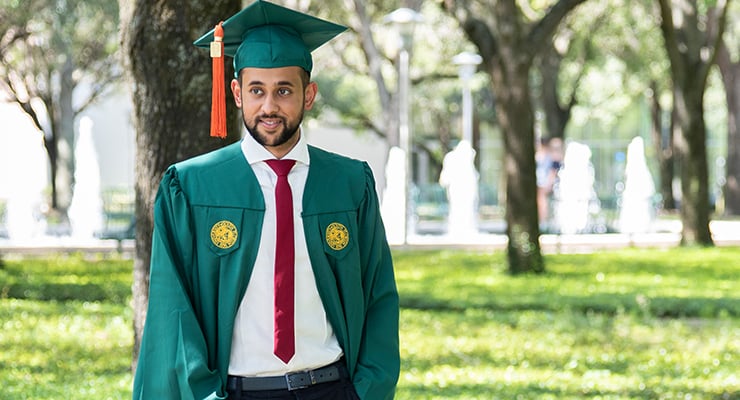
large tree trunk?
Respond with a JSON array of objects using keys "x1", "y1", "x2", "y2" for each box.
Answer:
[
  {"x1": 120, "y1": 0, "x2": 241, "y2": 372},
  {"x1": 657, "y1": 0, "x2": 728, "y2": 246},
  {"x1": 494, "y1": 61, "x2": 544, "y2": 273},
  {"x1": 648, "y1": 81, "x2": 676, "y2": 210},
  {"x1": 672, "y1": 85, "x2": 713, "y2": 244},
  {"x1": 716, "y1": 40, "x2": 740, "y2": 215}
]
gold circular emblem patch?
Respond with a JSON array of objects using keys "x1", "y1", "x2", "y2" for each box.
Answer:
[
  {"x1": 210, "y1": 220, "x2": 238, "y2": 249},
  {"x1": 326, "y1": 222, "x2": 349, "y2": 251}
]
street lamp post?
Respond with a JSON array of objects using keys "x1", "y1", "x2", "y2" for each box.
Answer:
[
  {"x1": 453, "y1": 51, "x2": 482, "y2": 144},
  {"x1": 385, "y1": 8, "x2": 422, "y2": 244}
]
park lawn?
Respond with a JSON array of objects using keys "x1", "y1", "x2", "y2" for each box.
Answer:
[
  {"x1": 0, "y1": 247, "x2": 738, "y2": 399},
  {"x1": 394, "y1": 248, "x2": 738, "y2": 399},
  {"x1": 0, "y1": 256, "x2": 133, "y2": 399}
]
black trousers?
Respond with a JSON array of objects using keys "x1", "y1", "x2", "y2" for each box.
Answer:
[
  {"x1": 226, "y1": 359, "x2": 359, "y2": 400},
  {"x1": 226, "y1": 376, "x2": 360, "y2": 400}
]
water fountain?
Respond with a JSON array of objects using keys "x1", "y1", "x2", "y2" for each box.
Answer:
[
  {"x1": 3, "y1": 129, "x2": 48, "y2": 241},
  {"x1": 553, "y1": 141, "x2": 600, "y2": 234},
  {"x1": 439, "y1": 140, "x2": 479, "y2": 238},
  {"x1": 381, "y1": 146, "x2": 407, "y2": 245},
  {"x1": 67, "y1": 116, "x2": 104, "y2": 239},
  {"x1": 618, "y1": 136, "x2": 656, "y2": 234}
]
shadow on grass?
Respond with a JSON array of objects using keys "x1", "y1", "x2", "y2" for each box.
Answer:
[
  {"x1": 398, "y1": 382, "x2": 579, "y2": 399},
  {"x1": 2, "y1": 282, "x2": 129, "y2": 303},
  {"x1": 0, "y1": 256, "x2": 131, "y2": 304},
  {"x1": 397, "y1": 382, "x2": 738, "y2": 400},
  {"x1": 400, "y1": 292, "x2": 739, "y2": 318},
  {"x1": 395, "y1": 248, "x2": 740, "y2": 318}
]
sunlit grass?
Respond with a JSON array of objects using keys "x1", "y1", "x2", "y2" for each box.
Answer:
[
  {"x1": 0, "y1": 255, "x2": 132, "y2": 400},
  {"x1": 0, "y1": 247, "x2": 738, "y2": 399},
  {"x1": 394, "y1": 248, "x2": 739, "y2": 399},
  {"x1": 398, "y1": 308, "x2": 737, "y2": 399}
]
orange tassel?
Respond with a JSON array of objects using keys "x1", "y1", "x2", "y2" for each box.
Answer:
[{"x1": 210, "y1": 22, "x2": 227, "y2": 139}]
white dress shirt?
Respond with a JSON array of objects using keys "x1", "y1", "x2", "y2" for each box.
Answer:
[{"x1": 228, "y1": 130, "x2": 342, "y2": 377}]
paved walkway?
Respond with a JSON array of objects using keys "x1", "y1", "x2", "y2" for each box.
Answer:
[
  {"x1": 391, "y1": 219, "x2": 740, "y2": 253},
  {"x1": 0, "y1": 220, "x2": 738, "y2": 257}
]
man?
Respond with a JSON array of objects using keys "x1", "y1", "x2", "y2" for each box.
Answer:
[{"x1": 132, "y1": 1, "x2": 400, "y2": 399}]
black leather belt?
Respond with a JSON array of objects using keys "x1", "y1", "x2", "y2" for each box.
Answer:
[{"x1": 227, "y1": 360, "x2": 345, "y2": 392}]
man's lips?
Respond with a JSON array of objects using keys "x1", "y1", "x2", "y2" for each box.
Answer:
[{"x1": 258, "y1": 116, "x2": 284, "y2": 129}]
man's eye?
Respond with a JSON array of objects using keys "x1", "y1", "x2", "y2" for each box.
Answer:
[
  {"x1": 249, "y1": 88, "x2": 263, "y2": 95},
  {"x1": 278, "y1": 88, "x2": 292, "y2": 96}
]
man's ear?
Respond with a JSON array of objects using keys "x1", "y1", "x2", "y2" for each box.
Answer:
[
  {"x1": 230, "y1": 78, "x2": 242, "y2": 108},
  {"x1": 304, "y1": 81, "x2": 318, "y2": 111}
]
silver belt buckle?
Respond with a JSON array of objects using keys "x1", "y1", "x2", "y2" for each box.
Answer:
[{"x1": 285, "y1": 370, "x2": 312, "y2": 391}]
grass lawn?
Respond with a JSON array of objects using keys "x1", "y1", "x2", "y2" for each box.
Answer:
[
  {"x1": 0, "y1": 256, "x2": 133, "y2": 399},
  {"x1": 394, "y1": 248, "x2": 738, "y2": 399},
  {"x1": 0, "y1": 247, "x2": 738, "y2": 399}
]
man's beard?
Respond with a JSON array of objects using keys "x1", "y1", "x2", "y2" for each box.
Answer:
[{"x1": 245, "y1": 112, "x2": 303, "y2": 147}]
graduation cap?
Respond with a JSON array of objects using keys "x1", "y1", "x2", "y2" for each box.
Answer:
[{"x1": 194, "y1": 0, "x2": 347, "y2": 138}]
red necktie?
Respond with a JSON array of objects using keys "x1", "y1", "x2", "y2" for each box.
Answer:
[{"x1": 265, "y1": 159, "x2": 296, "y2": 364}]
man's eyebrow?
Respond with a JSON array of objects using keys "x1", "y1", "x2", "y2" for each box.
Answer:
[{"x1": 246, "y1": 80, "x2": 296, "y2": 87}]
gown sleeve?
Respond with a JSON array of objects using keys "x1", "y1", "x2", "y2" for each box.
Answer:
[
  {"x1": 133, "y1": 167, "x2": 226, "y2": 400},
  {"x1": 351, "y1": 163, "x2": 400, "y2": 400}
]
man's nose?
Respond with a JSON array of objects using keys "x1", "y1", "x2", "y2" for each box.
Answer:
[{"x1": 261, "y1": 93, "x2": 279, "y2": 114}]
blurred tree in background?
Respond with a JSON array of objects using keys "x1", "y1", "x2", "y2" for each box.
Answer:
[
  {"x1": 442, "y1": 0, "x2": 587, "y2": 273},
  {"x1": 531, "y1": 1, "x2": 601, "y2": 143},
  {"x1": 0, "y1": 0, "x2": 120, "y2": 216},
  {"x1": 561, "y1": 1, "x2": 677, "y2": 209},
  {"x1": 716, "y1": 1, "x2": 740, "y2": 215},
  {"x1": 307, "y1": 0, "x2": 491, "y2": 177},
  {"x1": 657, "y1": 0, "x2": 729, "y2": 245}
]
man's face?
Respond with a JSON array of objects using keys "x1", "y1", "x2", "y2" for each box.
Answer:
[{"x1": 231, "y1": 66, "x2": 317, "y2": 158}]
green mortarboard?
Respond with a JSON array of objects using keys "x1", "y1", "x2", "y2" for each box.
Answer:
[{"x1": 194, "y1": 0, "x2": 347, "y2": 75}]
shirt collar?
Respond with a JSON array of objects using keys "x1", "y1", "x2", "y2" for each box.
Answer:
[{"x1": 240, "y1": 127, "x2": 310, "y2": 166}]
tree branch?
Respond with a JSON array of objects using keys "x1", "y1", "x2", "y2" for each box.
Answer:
[
  {"x1": 528, "y1": 0, "x2": 588, "y2": 55},
  {"x1": 441, "y1": 0, "x2": 498, "y2": 66},
  {"x1": 347, "y1": 0, "x2": 391, "y2": 113},
  {"x1": 657, "y1": 0, "x2": 684, "y2": 80},
  {"x1": 698, "y1": 0, "x2": 730, "y2": 81},
  {"x1": 0, "y1": 58, "x2": 45, "y2": 132},
  {"x1": 73, "y1": 71, "x2": 123, "y2": 114}
]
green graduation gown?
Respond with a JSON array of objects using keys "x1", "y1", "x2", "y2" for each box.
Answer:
[{"x1": 133, "y1": 142, "x2": 399, "y2": 399}]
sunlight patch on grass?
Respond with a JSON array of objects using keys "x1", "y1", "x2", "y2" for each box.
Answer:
[
  {"x1": 0, "y1": 298, "x2": 133, "y2": 399},
  {"x1": 0, "y1": 254, "x2": 134, "y2": 400},
  {"x1": 399, "y1": 307, "x2": 738, "y2": 398}
]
